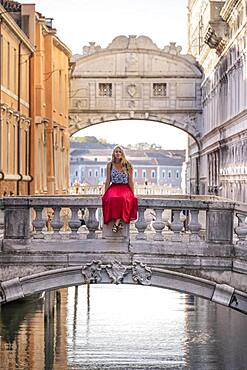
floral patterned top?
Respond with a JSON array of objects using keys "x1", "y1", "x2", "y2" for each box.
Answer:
[{"x1": 111, "y1": 164, "x2": 128, "y2": 184}]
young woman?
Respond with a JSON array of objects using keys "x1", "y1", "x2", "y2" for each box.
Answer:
[{"x1": 102, "y1": 145, "x2": 138, "y2": 232}]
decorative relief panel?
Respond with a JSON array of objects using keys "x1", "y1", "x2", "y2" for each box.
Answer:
[
  {"x1": 124, "y1": 83, "x2": 141, "y2": 98},
  {"x1": 80, "y1": 260, "x2": 152, "y2": 286},
  {"x1": 96, "y1": 99, "x2": 114, "y2": 109},
  {"x1": 73, "y1": 99, "x2": 89, "y2": 109},
  {"x1": 126, "y1": 53, "x2": 139, "y2": 71}
]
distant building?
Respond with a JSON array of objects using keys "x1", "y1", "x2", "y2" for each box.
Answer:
[{"x1": 70, "y1": 141, "x2": 185, "y2": 189}]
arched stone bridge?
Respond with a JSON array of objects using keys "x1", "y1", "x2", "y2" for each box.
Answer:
[{"x1": 0, "y1": 195, "x2": 247, "y2": 314}]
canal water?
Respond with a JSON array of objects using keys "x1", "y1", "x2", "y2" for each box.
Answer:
[{"x1": 1, "y1": 285, "x2": 247, "y2": 370}]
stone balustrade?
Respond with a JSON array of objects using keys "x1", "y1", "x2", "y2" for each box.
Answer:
[
  {"x1": 0, "y1": 195, "x2": 241, "y2": 246},
  {"x1": 69, "y1": 184, "x2": 182, "y2": 196}
]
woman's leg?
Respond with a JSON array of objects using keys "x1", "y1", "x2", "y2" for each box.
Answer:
[{"x1": 115, "y1": 218, "x2": 121, "y2": 226}]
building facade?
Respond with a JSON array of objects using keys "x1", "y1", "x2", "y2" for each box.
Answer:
[
  {"x1": 188, "y1": 0, "x2": 247, "y2": 202},
  {"x1": 0, "y1": 1, "x2": 34, "y2": 196},
  {"x1": 0, "y1": 0, "x2": 71, "y2": 196}
]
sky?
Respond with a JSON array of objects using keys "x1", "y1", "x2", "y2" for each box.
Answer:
[{"x1": 22, "y1": 0, "x2": 189, "y2": 149}]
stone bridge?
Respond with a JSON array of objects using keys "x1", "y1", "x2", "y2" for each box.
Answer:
[{"x1": 0, "y1": 195, "x2": 247, "y2": 314}]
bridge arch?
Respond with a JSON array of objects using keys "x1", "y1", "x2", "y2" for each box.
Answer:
[
  {"x1": 1, "y1": 263, "x2": 246, "y2": 314},
  {"x1": 69, "y1": 35, "x2": 203, "y2": 145},
  {"x1": 70, "y1": 116, "x2": 201, "y2": 149}
]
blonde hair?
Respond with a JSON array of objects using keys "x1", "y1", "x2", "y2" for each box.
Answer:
[{"x1": 111, "y1": 145, "x2": 132, "y2": 174}]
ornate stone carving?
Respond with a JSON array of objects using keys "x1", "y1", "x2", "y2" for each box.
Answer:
[
  {"x1": 126, "y1": 53, "x2": 138, "y2": 71},
  {"x1": 132, "y1": 262, "x2": 152, "y2": 285},
  {"x1": 81, "y1": 260, "x2": 102, "y2": 283},
  {"x1": 105, "y1": 260, "x2": 128, "y2": 284},
  {"x1": 83, "y1": 42, "x2": 101, "y2": 56},
  {"x1": 79, "y1": 260, "x2": 152, "y2": 286},
  {"x1": 0, "y1": 286, "x2": 5, "y2": 303},
  {"x1": 127, "y1": 84, "x2": 137, "y2": 97},
  {"x1": 107, "y1": 35, "x2": 158, "y2": 51},
  {"x1": 128, "y1": 101, "x2": 136, "y2": 109},
  {"x1": 163, "y1": 42, "x2": 182, "y2": 55}
]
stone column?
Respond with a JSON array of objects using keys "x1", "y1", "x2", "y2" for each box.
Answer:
[
  {"x1": 206, "y1": 205, "x2": 234, "y2": 244},
  {"x1": 3, "y1": 198, "x2": 32, "y2": 241}
]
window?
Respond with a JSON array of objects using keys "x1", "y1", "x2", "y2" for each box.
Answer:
[
  {"x1": 176, "y1": 170, "x2": 179, "y2": 179},
  {"x1": 95, "y1": 170, "x2": 98, "y2": 177},
  {"x1": 14, "y1": 48, "x2": 17, "y2": 94},
  {"x1": 75, "y1": 170, "x2": 78, "y2": 176},
  {"x1": 162, "y1": 170, "x2": 166, "y2": 178},
  {"x1": 99, "y1": 83, "x2": 112, "y2": 97},
  {"x1": 59, "y1": 70, "x2": 62, "y2": 112},
  {"x1": 142, "y1": 169, "x2": 146, "y2": 178},
  {"x1": 168, "y1": 171, "x2": 171, "y2": 178},
  {"x1": 7, "y1": 42, "x2": 10, "y2": 89},
  {"x1": 100, "y1": 167, "x2": 104, "y2": 177},
  {"x1": 89, "y1": 169, "x2": 92, "y2": 177},
  {"x1": 153, "y1": 83, "x2": 167, "y2": 97},
  {"x1": 151, "y1": 170, "x2": 156, "y2": 178},
  {"x1": 134, "y1": 169, "x2": 138, "y2": 178}
]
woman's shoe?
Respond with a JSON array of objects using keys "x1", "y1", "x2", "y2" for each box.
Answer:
[
  {"x1": 112, "y1": 223, "x2": 119, "y2": 233},
  {"x1": 118, "y1": 221, "x2": 123, "y2": 230}
]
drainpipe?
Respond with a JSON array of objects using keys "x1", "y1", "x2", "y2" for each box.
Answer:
[
  {"x1": 28, "y1": 52, "x2": 33, "y2": 195},
  {"x1": 16, "y1": 41, "x2": 22, "y2": 195},
  {"x1": 0, "y1": 16, "x2": 3, "y2": 182},
  {"x1": 196, "y1": 153, "x2": 200, "y2": 195}
]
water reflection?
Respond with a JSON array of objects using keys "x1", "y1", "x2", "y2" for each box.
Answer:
[{"x1": 0, "y1": 285, "x2": 247, "y2": 370}]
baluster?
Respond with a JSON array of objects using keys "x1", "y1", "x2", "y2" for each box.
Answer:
[
  {"x1": 32, "y1": 206, "x2": 45, "y2": 239},
  {"x1": 152, "y1": 208, "x2": 165, "y2": 241},
  {"x1": 86, "y1": 207, "x2": 99, "y2": 239},
  {"x1": 170, "y1": 210, "x2": 183, "y2": 242},
  {"x1": 235, "y1": 213, "x2": 247, "y2": 245},
  {"x1": 68, "y1": 206, "x2": 81, "y2": 239},
  {"x1": 135, "y1": 207, "x2": 147, "y2": 240},
  {"x1": 188, "y1": 209, "x2": 201, "y2": 242},
  {"x1": 51, "y1": 207, "x2": 63, "y2": 238}
]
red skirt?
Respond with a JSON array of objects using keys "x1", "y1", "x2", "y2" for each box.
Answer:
[{"x1": 102, "y1": 184, "x2": 138, "y2": 224}]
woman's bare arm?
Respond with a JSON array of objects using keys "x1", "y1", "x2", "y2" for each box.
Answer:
[
  {"x1": 128, "y1": 167, "x2": 134, "y2": 193},
  {"x1": 104, "y1": 162, "x2": 111, "y2": 193}
]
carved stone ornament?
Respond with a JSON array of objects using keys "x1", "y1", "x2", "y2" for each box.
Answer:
[
  {"x1": 163, "y1": 42, "x2": 182, "y2": 55},
  {"x1": 83, "y1": 42, "x2": 101, "y2": 56},
  {"x1": 81, "y1": 260, "x2": 102, "y2": 283},
  {"x1": 127, "y1": 84, "x2": 137, "y2": 97},
  {"x1": 0, "y1": 286, "x2": 5, "y2": 303},
  {"x1": 128, "y1": 100, "x2": 136, "y2": 109},
  {"x1": 105, "y1": 260, "x2": 128, "y2": 284},
  {"x1": 132, "y1": 262, "x2": 152, "y2": 285},
  {"x1": 80, "y1": 260, "x2": 152, "y2": 286}
]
